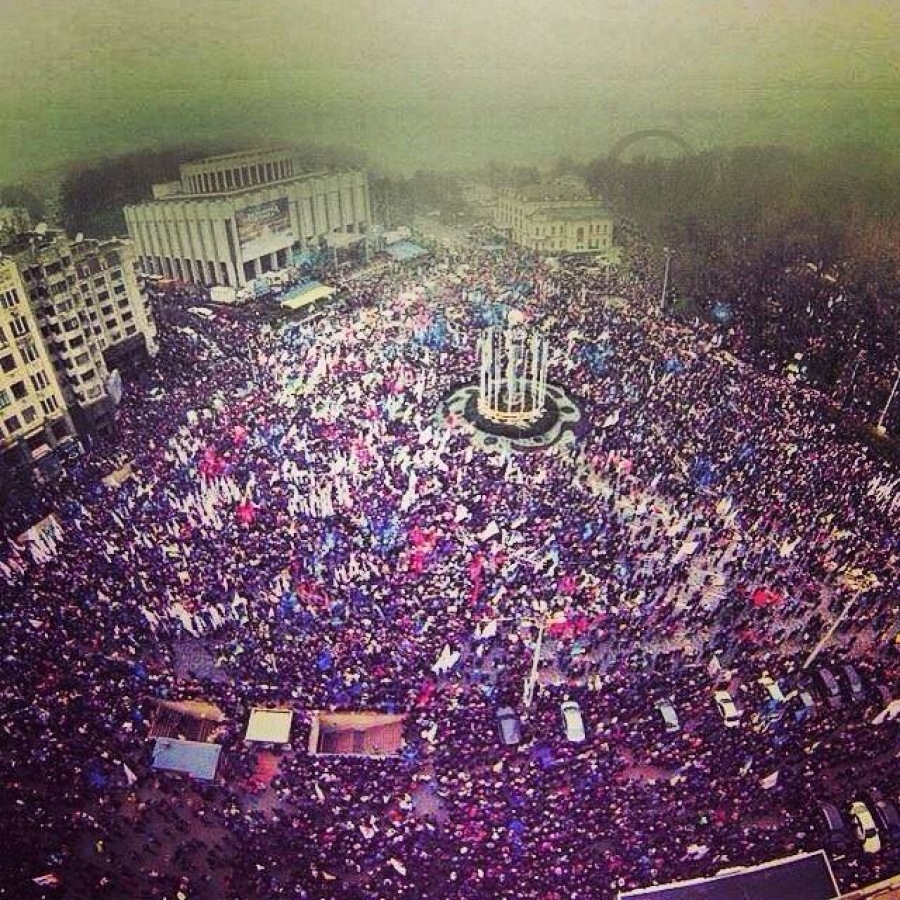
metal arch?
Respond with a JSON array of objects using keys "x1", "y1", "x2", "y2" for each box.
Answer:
[{"x1": 609, "y1": 130, "x2": 694, "y2": 160}]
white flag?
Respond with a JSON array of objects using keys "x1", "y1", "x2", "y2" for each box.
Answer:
[
  {"x1": 760, "y1": 771, "x2": 779, "y2": 789},
  {"x1": 477, "y1": 522, "x2": 499, "y2": 542},
  {"x1": 477, "y1": 620, "x2": 498, "y2": 640}
]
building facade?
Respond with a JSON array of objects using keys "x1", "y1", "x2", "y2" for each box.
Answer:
[
  {"x1": 495, "y1": 186, "x2": 614, "y2": 255},
  {"x1": 0, "y1": 206, "x2": 32, "y2": 239},
  {"x1": 124, "y1": 149, "x2": 371, "y2": 287},
  {"x1": 2, "y1": 229, "x2": 158, "y2": 445},
  {"x1": 0, "y1": 257, "x2": 73, "y2": 489}
]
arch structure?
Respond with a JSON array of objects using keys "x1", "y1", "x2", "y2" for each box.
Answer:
[{"x1": 609, "y1": 130, "x2": 694, "y2": 161}]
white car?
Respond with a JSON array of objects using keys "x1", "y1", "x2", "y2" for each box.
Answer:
[
  {"x1": 714, "y1": 690, "x2": 742, "y2": 728},
  {"x1": 655, "y1": 699, "x2": 680, "y2": 733},
  {"x1": 850, "y1": 801, "x2": 882, "y2": 854},
  {"x1": 561, "y1": 700, "x2": 586, "y2": 743}
]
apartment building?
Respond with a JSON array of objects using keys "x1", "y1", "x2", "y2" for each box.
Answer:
[{"x1": 0, "y1": 257, "x2": 73, "y2": 489}]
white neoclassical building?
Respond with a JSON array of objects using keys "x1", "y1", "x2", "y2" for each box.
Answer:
[
  {"x1": 495, "y1": 182, "x2": 614, "y2": 256},
  {"x1": 124, "y1": 148, "x2": 371, "y2": 287}
]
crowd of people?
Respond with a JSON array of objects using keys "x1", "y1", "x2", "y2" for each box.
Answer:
[{"x1": 1, "y1": 230, "x2": 899, "y2": 900}]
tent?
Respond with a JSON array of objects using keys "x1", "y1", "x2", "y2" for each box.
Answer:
[
  {"x1": 280, "y1": 281, "x2": 336, "y2": 311},
  {"x1": 384, "y1": 241, "x2": 429, "y2": 262},
  {"x1": 152, "y1": 738, "x2": 222, "y2": 781},
  {"x1": 149, "y1": 699, "x2": 225, "y2": 742},
  {"x1": 308, "y1": 711, "x2": 407, "y2": 756},
  {"x1": 245, "y1": 708, "x2": 294, "y2": 743}
]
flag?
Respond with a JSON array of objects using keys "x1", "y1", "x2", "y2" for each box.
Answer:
[
  {"x1": 122, "y1": 763, "x2": 138, "y2": 786},
  {"x1": 388, "y1": 858, "x2": 407, "y2": 876},
  {"x1": 602, "y1": 409, "x2": 620, "y2": 428},
  {"x1": 760, "y1": 771, "x2": 779, "y2": 789},
  {"x1": 32, "y1": 873, "x2": 60, "y2": 887},
  {"x1": 477, "y1": 522, "x2": 499, "y2": 542},
  {"x1": 477, "y1": 619, "x2": 498, "y2": 640}
]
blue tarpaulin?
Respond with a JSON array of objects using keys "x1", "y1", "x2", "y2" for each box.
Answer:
[{"x1": 152, "y1": 739, "x2": 222, "y2": 781}]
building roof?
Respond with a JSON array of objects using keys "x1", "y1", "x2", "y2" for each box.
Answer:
[
  {"x1": 245, "y1": 708, "x2": 294, "y2": 743},
  {"x1": 531, "y1": 203, "x2": 612, "y2": 222},
  {"x1": 618, "y1": 851, "x2": 838, "y2": 900},
  {"x1": 151, "y1": 738, "x2": 222, "y2": 781}
]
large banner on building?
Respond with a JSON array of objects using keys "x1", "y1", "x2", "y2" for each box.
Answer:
[{"x1": 235, "y1": 198, "x2": 293, "y2": 261}]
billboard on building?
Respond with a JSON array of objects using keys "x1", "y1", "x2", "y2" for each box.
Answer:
[{"x1": 235, "y1": 198, "x2": 293, "y2": 261}]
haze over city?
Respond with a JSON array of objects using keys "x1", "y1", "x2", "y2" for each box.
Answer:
[{"x1": 2, "y1": 0, "x2": 900, "y2": 177}]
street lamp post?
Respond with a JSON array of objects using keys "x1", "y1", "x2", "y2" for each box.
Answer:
[
  {"x1": 875, "y1": 366, "x2": 900, "y2": 436},
  {"x1": 802, "y1": 585, "x2": 871, "y2": 670},
  {"x1": 522, "y1": 617, "x2": 547, "y2": 708},
  {"x1": 660, "y1": 247, "x2": 672, "y2": 314}
]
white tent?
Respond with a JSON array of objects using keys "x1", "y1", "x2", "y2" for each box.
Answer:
[{"x1": 245, "y1": 707, "x2": 294, "y2": 743}]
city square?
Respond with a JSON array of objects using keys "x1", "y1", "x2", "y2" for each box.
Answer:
[{"x1": 2, "y1": 3, "x2": 900, "y2": 899}]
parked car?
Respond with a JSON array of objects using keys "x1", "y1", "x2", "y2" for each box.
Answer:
[
  {"x1": 561, "y1": 700, "x2": 586, "y2": 743},
  {"x1": 714, "y1": 690, "x2": 742, "y2": 728},
  {"x1": 840, "y1": 664, "x2": 865, "y2": 703},
  {"x1": 788, "y1": 685, "x2": 817, "y2": 723},
  {"x1": 816, "y1": 668, "x2": 843, "y2": 709},
  {"x1": 865, "y1": 789, "x2": 900, "y2": 839},
  {"x1": 850, "y1": 801, "x2": 882, "y2": 854},
  {"x1": 759, "y1": 675, "x2": 786, "y2": 705},
  {"x1": 655, "y1": 699, "x2": 680, "y2": 734},
  {"x1": 816, "y1": 801, "x2": 852, "y2": 850},
  {"x1": 496, "y1": 707, "x2": 522, "y2": 746}
]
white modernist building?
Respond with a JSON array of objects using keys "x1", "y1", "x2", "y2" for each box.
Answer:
[{"x1": 124, "y1": 148, "x2": 371, "y2": 288}]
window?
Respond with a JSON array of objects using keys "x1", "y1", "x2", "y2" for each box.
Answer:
[
  {"x1": 40, "y1": 396, "x2": 57, "y2": 415},
  {"x1": 74, "y1": 352, "x2": 89, "y2": 366},
  {"x1": 0, "y1": 389, "x2": 9, "y2": 410},
  {"x1": 10, "y1": 317, "x2": 29, "y2": 338},
  {"x1": 22, "y1": 406, "x2": 36, "y2": 425},
  {"x1": 1, "y1": 354, "x2": 14, "y2": 374},
  {"x1": 11, "y1": 381, "x2": 27, "y2": 400},
  {"x1": 69, "y1": 335, "x2": 84, "y2": 350},
  {"x1": 31, "y1": 371, "x2": 50, "y2": 391},
  {"x1": 20, "y1": 342, "x2": 39, "y2": 364},
  {"x1": 0, "y1": 289, "x2": 18, "y2": 308},
  {"x1": 4, "y1": 414, "x2": 21, "y2": 433}
]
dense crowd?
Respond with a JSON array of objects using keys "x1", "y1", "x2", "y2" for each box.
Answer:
[{"x1": 1, "y1": 234, "x2": 899, "y2": 900}]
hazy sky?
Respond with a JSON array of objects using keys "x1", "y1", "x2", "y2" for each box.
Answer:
[{"x1": 2, "y1": 0, "x2": 899, "y2": 179}]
